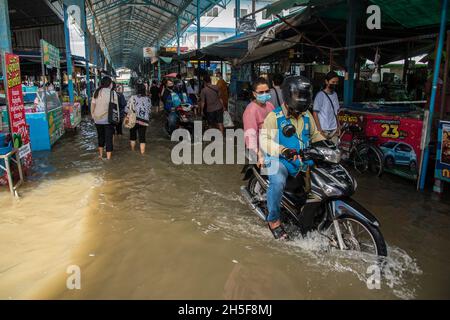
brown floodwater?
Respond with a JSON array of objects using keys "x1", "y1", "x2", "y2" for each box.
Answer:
[{"x1": 1, "y1": 90, "x2": 449, "y2": 299}]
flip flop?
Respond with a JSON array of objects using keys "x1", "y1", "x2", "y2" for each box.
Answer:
[{"x1": 268, "y1": 223, "x2": 290, "y2": 241}]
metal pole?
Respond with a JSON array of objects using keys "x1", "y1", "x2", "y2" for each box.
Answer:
[
  {"x1": 177, "y1": 16, "x2": 181, "y2": 75},
  {"x1": 419, "y1": 0, "x2": 448, "y2": 190},
  {"x1": 440, "y1": 30, "x2": 450, "y2": 120},
  {"x1": 157, "y1": 39, "x2": 161, "y2": 81},
  {"x1": 252, "y1": 0, "x2": 256, "y2": 19},
  {"x1": 343, "y1": 0, "x2": 359, "y2": 107},
  {"x1": 40, "y1": 40, "x2": 48, "y2": 114},
  {"x1": 0, "y1": 0, "x2": 12, "y2": 53},
  {"x1": 63, "y1": 4, "x2": 74, "y2": 104},
  {"x1": 197, "y1": 0, "x2": 201, "y2": 49},
  {"x1": 235, "y1": 0, "x2": 240, "y2": 36},
  {"x1": 92, "y1": 16, "x2": 98, "y2": 89},
  {"x1": 84, "y1": 9, "x2": 91, "y2": 104}
]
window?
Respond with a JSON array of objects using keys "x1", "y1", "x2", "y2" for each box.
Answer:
[
  {"x1": 381, "y1": 141, "x2": 397, "y2": 149},
  {"x1": 397, "y1": 144, "x2": 412, "y2": 152},
  {"x1": 233, "y1": 8, "x2": 248, "y2": 18},
  {"x1": 205, "y1": 7, "x2": 219, "y2": 17}
]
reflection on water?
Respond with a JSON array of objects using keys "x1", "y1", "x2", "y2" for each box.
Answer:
[{"x1": 0, "y1": 110, "x2": 449, "y2": 299}]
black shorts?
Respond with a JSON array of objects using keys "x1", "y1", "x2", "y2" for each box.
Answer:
[
  {"x1": 129, "y1": 123, "x2": 147, "y2": 143},
  {"x1": 206, "y1": 109, "x2": 223, "y2": 125}
]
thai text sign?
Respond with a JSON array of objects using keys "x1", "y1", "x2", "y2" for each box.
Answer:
[
  {"x1": 41, "y1": 39, "x2": 60, "y2": 69},
  {"x1": 4, "y1": 53, "x2": 32, "y2": 165}
]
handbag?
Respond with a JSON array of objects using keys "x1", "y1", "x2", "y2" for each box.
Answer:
[
  {"x1": 223, "y1": 110, "x2": 234, "y2": 128},
  {"x1": 108, "y1": 90, "x2": 120, "y2": 125},
  {"x1": 123, "y1": 96, "x2": 137, "y2": 129}
]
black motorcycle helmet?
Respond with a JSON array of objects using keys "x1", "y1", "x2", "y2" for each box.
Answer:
[{"x1": 281, "y1": 75, "x2": 312, "y2": 116}]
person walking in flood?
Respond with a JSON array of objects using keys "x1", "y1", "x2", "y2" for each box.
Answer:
[
  {"x1": 199, "y1": 74, "x2": 225, "y2": 133},
  {"x1": 91, "y1": 76, "x2": 118, "y2": 160},
  {"x1": 113, "y1": 82, "x2": 127, "y2": 137},
  {"x1": 150, "y1": 80, "x2": 160, "y2": 113},
  {"x1": 125, "y1": 83, "x2": 152, "y2": 154}
]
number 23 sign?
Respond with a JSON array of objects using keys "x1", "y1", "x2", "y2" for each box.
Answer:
[{"x1": 365, "y1": 115, "x2": 424, "y2": 161}]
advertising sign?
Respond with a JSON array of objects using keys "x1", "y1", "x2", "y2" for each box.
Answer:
[
  {"x1": 435, "y1": 120, "x2": 450, "y2": 183},
  {"x1": 1, "y1": 53, "x2": 32, "y2": 181},
  {"x1": 41, "y1": 39, "x2": 60, "y2": 69},
  {"x1": 339, "y1": 111, "x2": 424, "y2": 180},
  {"x1": 4, "y1": 53, "x2": 32, "y2": 160},
  {"x1": 238, "y1": 18, "x2": 257, "y2": 33}
]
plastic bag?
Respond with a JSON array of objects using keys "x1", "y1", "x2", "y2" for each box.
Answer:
[{"x1": 223, "y1": 110, "x2": 234, "y2": 128}]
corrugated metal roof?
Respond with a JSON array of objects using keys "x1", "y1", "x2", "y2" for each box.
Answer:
[{"x1": 86, "y1": 0, "x2": 232, "y2": 68}]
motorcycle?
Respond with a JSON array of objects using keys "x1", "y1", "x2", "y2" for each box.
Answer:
[
  {"x1": 240, "y1": 139, "x2": 387, "y2": 256},
  {"x1": 164, "y1": 103, "x2": 195, "y2": 136}
]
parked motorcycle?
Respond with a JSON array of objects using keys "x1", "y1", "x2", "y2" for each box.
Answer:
[{"x1": 240, "y1": 139, "x2": 387, "y2": 256}]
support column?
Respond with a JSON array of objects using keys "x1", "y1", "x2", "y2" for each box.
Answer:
[
  {"x1": 157, "y1": 39, "x2": 161, "y2": 82},
  {"x1": 177, "y1": 16, "x2": 181, "y2": 74},
  {"x1": 197, "y1": 0, "x2": 201, "y2": 49},
  {"x1": 0, "y1": 0, "x2": 12, "y2": 53},
  {"x1": 235, "y1": 0, "x2": 240, "y2": 35},
  {"x1": 419, "y1": 0, "x2": 448, "y2": 190},
  {"x1": 343, "y1": 0, "x2": 360, "y2": 107},
  {"x1": 84, "y1": 12, "x2": 91, "y2": 104},
  {"x1": 92, "y1": 16, "x2": 98, "y2": 89},
  {"x1": 63, "y1": 4, "x2": 74, "y2": 104}
]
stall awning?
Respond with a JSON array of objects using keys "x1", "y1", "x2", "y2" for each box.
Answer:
[{"x1": 265, "y1": 0, "x2": 449, "y2": 28}]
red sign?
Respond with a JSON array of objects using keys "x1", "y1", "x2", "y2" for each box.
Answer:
[
  {"x1": 339, "y1": 110, "x2": 424, "y2": 180},
  {"x1": 4, "y1": 53, "x2": 32, "y2": 168},
  {"x1": 364, "y1": 114, "x2": 423, "y2": 163}
]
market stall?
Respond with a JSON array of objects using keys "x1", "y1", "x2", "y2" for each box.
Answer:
[{"x1": 23, "y1": 40, "x2": 66, "y2": 151}]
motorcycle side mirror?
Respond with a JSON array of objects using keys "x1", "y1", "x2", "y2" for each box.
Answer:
[{"x1": 282, "y1": 124, "x2": 296, "y2": 138}]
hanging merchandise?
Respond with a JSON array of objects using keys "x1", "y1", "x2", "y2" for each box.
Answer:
[{"x1": 371, "y1": 48, "x2": 381, "y2": 83}]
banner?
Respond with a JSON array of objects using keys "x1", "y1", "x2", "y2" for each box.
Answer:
[
  {"x1": 3, "y1": 53, "x2": 32, "y2": 167},
  {"x1": 435, "y1": 120, "x2": 450, "y2": 183},
  {"x1": 41, "y1": 39, "x2": 60, "y2": 69},
  {"x1": 63, "y1": 0, "x2": 86, "y2": 32},
  {"x1": 160, "y1": 47, "x2": 189, "y2": 54},
  {"x1": 339, "y1": 111, "x2": 424, "y2": 181}
]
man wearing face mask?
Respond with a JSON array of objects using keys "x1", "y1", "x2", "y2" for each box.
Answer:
[
  {"x1": 243, "y1": 78, "x2": 275, "y2": 168},
  {"x1": 260, "y1": 76, "x2": 325, "y2": 240},
  {"x1": 162, "y1": 79, "x2": 192, "y2": 134},
  {"x1": 312, "y1": 71, "x2": 341, "y2": 144}
]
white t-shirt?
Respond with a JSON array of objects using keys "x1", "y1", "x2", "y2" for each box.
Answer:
[{"x1": 313, "y1": 91, "x2": 340, "y2": 131}]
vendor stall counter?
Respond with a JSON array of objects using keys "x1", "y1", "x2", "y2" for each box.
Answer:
[{"x1": 25, "y1": 90, "x2": 65, "y2": 151}]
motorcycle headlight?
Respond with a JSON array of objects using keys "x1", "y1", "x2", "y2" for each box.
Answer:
[{"x1": 316, "y1": 147, "x2": 341, "y2": 164}]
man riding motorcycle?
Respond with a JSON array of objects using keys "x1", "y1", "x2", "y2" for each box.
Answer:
[
  {"x1": 163, "y1": 79, "x2": 192, "y2": 135},
  {"x1": 259, "y1": 76, "x2": 325, "y2": 240}
]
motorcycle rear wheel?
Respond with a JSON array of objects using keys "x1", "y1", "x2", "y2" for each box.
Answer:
[{"x1": 327, "y1": 215, "x2": 387, "y2": 256}]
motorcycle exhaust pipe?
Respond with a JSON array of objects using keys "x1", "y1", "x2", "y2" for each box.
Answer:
[{"x1": 240, "y1": 186, "x2": 266, "y2": 221}]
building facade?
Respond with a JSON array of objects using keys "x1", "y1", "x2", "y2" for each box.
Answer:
[{"x1": 177, "y1": 0, "x2": 277, "y2": 50}]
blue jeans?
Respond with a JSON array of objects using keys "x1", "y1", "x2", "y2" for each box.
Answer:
[
  {"x1": 167, "y1": 111, "x2": 178, "y2": 134},
  {"x1": 266, "y1": 158, "x2": 289, "y2": 222}
]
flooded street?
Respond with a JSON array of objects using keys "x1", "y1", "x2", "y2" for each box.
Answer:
[{"x1": 1, "y1": 97, "x2": 449, "y2": 300}]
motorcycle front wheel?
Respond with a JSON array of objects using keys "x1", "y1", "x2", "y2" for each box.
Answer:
[{"x1": 326, "y1": 215, "x2": 387, "y2": 256}]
